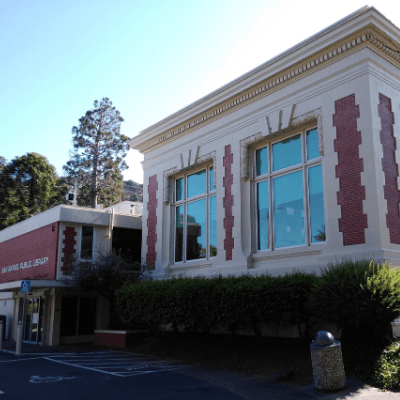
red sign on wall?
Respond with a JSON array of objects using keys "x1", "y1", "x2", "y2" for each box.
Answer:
[{"x1": 0, "y1": 222, "x2": 60, "y2": 283}]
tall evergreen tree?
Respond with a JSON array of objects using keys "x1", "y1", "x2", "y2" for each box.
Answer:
[
  {"x1": 0, "y1": 153, "x2": 58, "y2": 229},
  {"x1": 0, "y1": 156, "x2": 6, "y2": 170},
  {"x1": 63, "y1": 98, "x2": 129, "y2": 208}
]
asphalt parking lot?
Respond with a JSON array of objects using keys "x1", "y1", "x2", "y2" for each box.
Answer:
[
  {"x1": 0, "y1": 349, "x2": 244, "y2": 400},
  {"x1": 1, "y1": 347, "x2": 399, "y2": 399}
]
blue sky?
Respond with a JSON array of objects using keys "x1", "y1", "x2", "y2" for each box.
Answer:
[{"x1": 1, "y1": 0, "x2": 399, "y2": 184}]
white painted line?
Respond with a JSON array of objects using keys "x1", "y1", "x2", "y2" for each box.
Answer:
[
  {"x1": 0, "y1": 356, "x2": 50, "y2": 363},
  {"x1": 29, "y1": 375, "x2": 76, "y2": 384},
  {"x1": 45, "y1": 357, "x2": 122, "y2": 377},
  {"x1": 68, "y1": 360, "x2": 167, "y2": 365},
  {"x1": 117, "y1": 368, "x2": 185, "y2": 377},
  {"x1": 57, "y1": 357, "x2": 150, "y2": 362},
  {"x1": 52, "y1": 354, "x2": 135, "y2": 358},
  {"x1": 0, "y1": 349, "x2": 16, "y2": 355},
  {"x1": 92, "y1": 363, "x2": 179, "y2": 369}
]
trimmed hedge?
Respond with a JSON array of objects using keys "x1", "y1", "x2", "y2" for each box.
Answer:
[
  {"x1": 308, "y1": 260, "x2": 400, "y2": 351},
  {"x1": 116, "y1": 271, "x2": 317, "y2": 336},
  {"x1": 374, "y1": 340, "x2": 400, "y2": 390}
]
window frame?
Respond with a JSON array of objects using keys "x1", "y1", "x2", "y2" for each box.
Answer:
[
  {"x1": 253, "y1": 127, "x2": 324, "y2": 252},
  {"x1": 80, "y1": 225, "x2": 94, "y2": 261},
  {"x1": 173, "y1": 164, "x2": 217, "y2": 264}
]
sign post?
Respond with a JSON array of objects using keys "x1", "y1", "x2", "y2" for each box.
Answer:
[{"x1": 19, "y1": 280, "x2": 31, "y2": 354}]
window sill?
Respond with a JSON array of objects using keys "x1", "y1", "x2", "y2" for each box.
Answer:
[
  {"x1": 252, "y1": 244, "x2": 324, "y2": 262},
  {"x1": 170, "y1": 261, "x2": 213, "y2": 272}
]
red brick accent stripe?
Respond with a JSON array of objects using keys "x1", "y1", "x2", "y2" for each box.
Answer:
[
  {"x1": 378, "y1": 94, "x2": 400, "y2": 244},
  {"x1": 147, "y1": 175, "x2": 158, "y2": 269},
  {"x1": 223, "y1": 145, "x2": 234, "y2": 260},
  {"x1": 62, "y1": 226, "x2": 77, "y2": 272},
  {"x1": 333, "y1": 94, "x2": 368, "y2": 245}
]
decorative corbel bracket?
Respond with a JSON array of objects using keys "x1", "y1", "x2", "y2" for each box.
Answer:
[
  {"x1": 163, "y1": 167, "x2": 178, "y2": 204},
  {"x1": 240, "y1": 107, "x2": 323, "y2": 181},
  {"x1": 163, "y1": 149, "x2": 217, "y2": 204},
  {"x1": 290, "y1": 108, "x2": 323, "y2": 156}
]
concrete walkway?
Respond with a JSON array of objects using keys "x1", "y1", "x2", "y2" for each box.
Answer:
[{"x1": 1, "y1": 341, "x2": 399, "y2": 399}]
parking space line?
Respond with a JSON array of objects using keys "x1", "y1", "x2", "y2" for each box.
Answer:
[{"x1": 45, "y1": 357, "x2": 123, "y2": 376}]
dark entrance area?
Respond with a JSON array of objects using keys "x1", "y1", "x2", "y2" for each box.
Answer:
[
  {"x1": 112, "y1": 228, "x2": 142, "y2": 262},
  {"x1": 60, "y1": 296, "x2": 97, "y2": 342}
]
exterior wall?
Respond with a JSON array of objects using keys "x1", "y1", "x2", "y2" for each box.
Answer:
[
  {"x1": 0, "y1": 203, "x2": 142, "y2": 345},
  {"x1": 134, "y1": 25, "x2": 400, "y2": 279},
  {"x1": 0, "y1": 222, "x2": 59, "y2": 283},
  {"x1": 0, "y1": 292, "x2": 14, "y2": 340},
  {"x1": 368, "y1": 63, "x2": 400, "y2": 265}
]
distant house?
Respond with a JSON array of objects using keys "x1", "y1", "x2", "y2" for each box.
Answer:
[
  {"x1": 0, "y1": 202, "x2": 141, "y2": 346},
  {"x1": 128, "y1": 7, "x2": 400, "y2": 280}
]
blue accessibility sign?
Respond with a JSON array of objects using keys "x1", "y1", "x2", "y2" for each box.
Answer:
[{"x1": 20, "y1": 280, "x2": 31, "y2": 294}]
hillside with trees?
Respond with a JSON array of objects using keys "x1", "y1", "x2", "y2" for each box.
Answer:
[{"x1": 122, "y1": 180, "x2": 143, "y2": 202}]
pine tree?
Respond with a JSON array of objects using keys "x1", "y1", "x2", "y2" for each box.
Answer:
[
  {"x1": 63, "y1": 98, "x2": 129, "y2": 208},
  {"x1": 0, "y1": 153, "x2": 58, "y2": 229},
  {"x1": 0, "y1": 156, "x2": 6, "y2": 170}
]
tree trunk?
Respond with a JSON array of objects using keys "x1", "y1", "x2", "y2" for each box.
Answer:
[{"x1": 92, "y1": 141, "x2": 99, "y2": 208}]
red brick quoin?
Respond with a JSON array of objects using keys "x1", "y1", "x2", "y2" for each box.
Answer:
[
  {"x1": 0, "y1": 222, "x2": 60, "y2": 283},
  {"x1": 147, "y1": 175, "x2": 158, "y2": 269},
  {"x1": 223, "y1": 145, "x2": 234, "y2": 260},
  {"x1": 333, "y1": 94, "x2": 368, "y2": 245},
  {"x1": 378, "y1": 94, "x2": 400, "y2": 244},
  {"x1": 61, "y1": 226, "x2": 77, "y2": 273}
]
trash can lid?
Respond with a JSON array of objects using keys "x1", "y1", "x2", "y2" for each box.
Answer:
[{"x1": 314, "y1": 331, "x2": 335, "y2": 346}]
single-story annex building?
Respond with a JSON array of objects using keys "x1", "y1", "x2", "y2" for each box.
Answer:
[
  {"x1": 0, "y1": 202, "x2": 142, "y2": 346},
  {"x1": 129, "y1": 7, "x2": 400, "y2": 280}
]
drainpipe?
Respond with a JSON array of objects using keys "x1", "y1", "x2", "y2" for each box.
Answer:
[{"x1": 108, "y1": 208, "x2": 114, "y2": 251}]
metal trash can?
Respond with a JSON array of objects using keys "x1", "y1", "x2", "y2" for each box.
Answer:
[{"x1": 310, "y1": 331, "x2": 346, "y2": 392}]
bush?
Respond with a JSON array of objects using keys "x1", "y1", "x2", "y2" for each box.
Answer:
[
  {"x1": 374, "y1": 340, "x2": 400, "y2": 390},
  {"x1": 309, "y1": 260, "x2": 400, "y2": 351},
  {"x1": 116, "y1": 271, "x2": 317, "y2": 336}
]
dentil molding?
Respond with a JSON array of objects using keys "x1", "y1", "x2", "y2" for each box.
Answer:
[{"x1": 135, "y1": 32, "x2": 396, "y2": 154}]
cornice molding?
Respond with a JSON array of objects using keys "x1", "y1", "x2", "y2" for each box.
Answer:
[{"x1": 132, "y1": 31, "x2": 400, "y2": 154}]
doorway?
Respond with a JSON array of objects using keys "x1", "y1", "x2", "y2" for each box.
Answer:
[
  {"x1": 21, "y1": 297, "x2": 45, "y2": 344},
  {"x1": 59, "y1": 296, "x2": 97, "y2": 344}
]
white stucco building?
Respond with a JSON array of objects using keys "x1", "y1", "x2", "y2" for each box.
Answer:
[
  {"x1": 129, "y1": 7, "x2": 400, "y2": 279},
  {"x1": 0, "y1": 203, "x2": 141, "y2": 346}
]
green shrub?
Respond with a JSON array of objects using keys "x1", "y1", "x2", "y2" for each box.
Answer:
[
  {"x1": 308, "y1": 259, "x2": 400, "y2": 351},
  {"x1": 116, "y1": 271, "x2": 317, "y2": 336},
  {"x1": 374, "y1": 340, "x2": 400, "y2": 390}
]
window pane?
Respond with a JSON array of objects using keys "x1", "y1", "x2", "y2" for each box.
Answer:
[
  {"x1": 209, "y1": 196, "x2": 217, "y2": 257},
  {"x1": 308, "y1": 165, "x2": 325, "y2": 243},
  {"x1": 257, "y1": 180, "x2": 269, "y2": 250},
  {"x1": 176, "y1": 178, "x2": 184, "y2": 201},
  {"x1": 273, "y1": 171, "x2": 305, "y2": 248},
  {"x1": 272, "y1": 134, "x2": 301, "y2": 171},
  {"x1": 175, "y1": 206, "x2": 184, "y2": 262},
  {"x1": 307, "y1": 128, "x2": 320, "y2": 161},
  {"x1": 187, "y1": 170, "x2": 206, "y2": 198},
  {"x1": 186, "y1": 199, "x2": 206, "y2": 260},
  {"x1": 81, "y1": 226, "x2": 93, "y2": 259},
  {"x1": 256, "y1": 147, "x2": 268, "y2": 176},
  {"x1": 209, "y1": 167, "x2": 215, "y2": 191}
]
